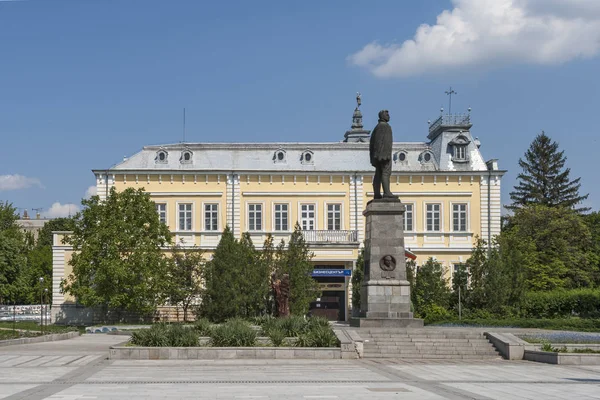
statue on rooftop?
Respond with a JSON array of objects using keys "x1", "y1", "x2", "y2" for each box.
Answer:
[{"x1": 369, "y1": 110, "x2": 397, "y2": 199}]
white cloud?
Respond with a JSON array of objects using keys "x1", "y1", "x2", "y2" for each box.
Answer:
[
  {"x1": 85, "y1": 185, "x2": 97, "y2": 199},
  {"x1": 348, "y1": 0, "x2": 600, "y2": 77},
  {"x1": 0, "y1": 174, "x2": 42, "y2": 191},
  {"x1": 42, "y1": 202, "x2": 80, "y2": 219}
]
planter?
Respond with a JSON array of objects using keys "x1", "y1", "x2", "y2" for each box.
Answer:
[
  {"x1": 110, "y1": 346, "x2": 341, "y2": 360},
  {"x1": 524, "y1": 350, "x2": 600, "y2": 365}
]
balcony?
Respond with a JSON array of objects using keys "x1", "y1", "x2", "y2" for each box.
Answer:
[
  {"x1": 302, "y1": 230, "x2": 359, "y2": 245},
  {"x1": 428, "y1": 113, "x2": 472, "y2": 140}
]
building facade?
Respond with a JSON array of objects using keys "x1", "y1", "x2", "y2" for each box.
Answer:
[{"x1": 51, "y1": 107, "x2": 504, "y2": 322}]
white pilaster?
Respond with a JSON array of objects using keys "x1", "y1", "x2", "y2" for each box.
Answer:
[
  {"x1": 349, "y1": 175, "x2": 365, "y2": 244},
  {"x1": 226, "y1": 174, "x2": 241, "y2": 236}
]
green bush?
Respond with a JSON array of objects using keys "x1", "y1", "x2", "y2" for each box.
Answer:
[
  {"x1": 280, "y1": 316, "x2": 308, "y2": 337},
  {"x1": 295, "y1": 326, "x2": 339, "y2": 348},
  {"x1": 193, "y1": 318, "x2": 213, "y2": 336},
  {"x1": 210, "y1": 319, "x2": 257, "y2": 347},
  {"x1": 267, "y1": 328, "x2": 287, "y2": 347},
  {"x1": 419, "y1": 304, "x2": 454, "y2": 324},
  {"x1": 521, "y1": 289, "x2": 600, "y2": 319},
  {"x1": 130, "y1": 324, "x2": 199, "y2": 347}
]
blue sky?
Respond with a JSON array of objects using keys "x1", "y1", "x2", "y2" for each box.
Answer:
[{"x1": 1, "y1": 0, "x2": 599, "y2": 217}]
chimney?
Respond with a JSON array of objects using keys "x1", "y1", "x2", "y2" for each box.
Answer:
[{"x1": 23, "y1": 210, "x2": 30, "y2": 220}]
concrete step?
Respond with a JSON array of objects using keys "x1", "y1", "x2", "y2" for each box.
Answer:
[
  {"x1": 363, "y1": 353, "x2": 501, "y2": 359},
  {"x1": 363, "y1": 348, "x2": 499, "y2": 355}
]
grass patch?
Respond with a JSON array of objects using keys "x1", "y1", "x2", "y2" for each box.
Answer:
[
  {"x1": 0, "y1": 330, "x2": 40, "y2": 340},
  {"x1": 0, "y1": 321, "x2": 81, "y2": 333},
  {"x1": 431, "y1": 318, "x2": 600, "y2": 332}
]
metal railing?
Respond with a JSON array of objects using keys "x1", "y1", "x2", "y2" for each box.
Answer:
[
  {"x1": 302, "y1": 230, "x2": 358, "y2": 244},
  {"x1": 429, "y1": 114, "x2": 471, "y2": 133}
]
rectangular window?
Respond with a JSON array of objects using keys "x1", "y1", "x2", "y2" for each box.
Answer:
[
  {"x1": 300, "y1": 204, "x2": 316, "y2": 230},
  {"x1": 404, "y1": 204, "x2": 413, "y2": 232},
  {"x1": 178, "y1": 203, "x2": 192, "y2": 231},
  {"x1": 327, "y1": 204, "x2": 341, "y2": 230},
  {"x1": 248, "y1": 204, "x2": 263, "y2": 231},
  {"x1": 274, "y1": 204, "x2": 288, "y2": 231},
  {"x1": 156, "y1": 203, "x2": 167, "y2": 224},
  {"x1": 453, "y1": 203, "x2": 468, "y2": 232},
  {"x1": 455, "y1": 145, "x2": 466, "y2": 160},
  {"x1": 204, "y1": 204, "x2": 219, "y2": 231},
  {"x1": 426, "y1": 203, "x2": 441, "y2": 232}
]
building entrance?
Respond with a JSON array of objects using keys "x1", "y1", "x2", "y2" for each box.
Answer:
[{"x1": 309, "y1": 265, "x2": 351, "y2": 321}]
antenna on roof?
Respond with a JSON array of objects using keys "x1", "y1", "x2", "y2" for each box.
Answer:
[{"x1": 182, "y1": 107, "x2": 186, "y2": 143}]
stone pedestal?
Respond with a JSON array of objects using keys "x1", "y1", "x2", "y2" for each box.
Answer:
[{"x1": 350, "y1": 199, "x2": 423, "y2": 328}]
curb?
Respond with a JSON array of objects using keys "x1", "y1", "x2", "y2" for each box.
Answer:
[
  {"x1": 0, "y1": 331, "x2": 80, "y2": 347},
  {"x1": 110, "y1": 346, "x2": 341, "y2": 360}
]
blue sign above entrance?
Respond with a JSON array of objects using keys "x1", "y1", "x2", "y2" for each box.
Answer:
[{"x1": 311, "y1": 269, "x2": 352, "y2": 277}]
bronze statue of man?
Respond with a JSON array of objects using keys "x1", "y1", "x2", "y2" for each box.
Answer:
[{"x1": 369, "y1": 110, "x2": 396, "y2": 199}]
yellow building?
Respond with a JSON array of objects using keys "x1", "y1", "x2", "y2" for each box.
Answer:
[{"x1": 51, "y1": 106, "x2": 504, "y2": 323}]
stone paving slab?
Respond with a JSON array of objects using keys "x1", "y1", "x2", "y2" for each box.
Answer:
[{"x1": 3, "y1": 331, "x2": 600, "y2": 399}]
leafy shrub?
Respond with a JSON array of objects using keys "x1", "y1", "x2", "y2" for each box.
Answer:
[
  {"x1": 419, "y1": 304, "x2": 453, "y2": 324},
  {"x1": 194, "y1": 318, "x2": 213, "y2": 336},
  {"x1": 210, "y1": 319, "x2": 257, "y2": 347},
  {"x1": 295, "y1": 326, "x2": 339, "y2": 348},
  {"x1": 267, "y1": 328, "x2": 287, "y2": 347},
  {"x1": 540, "y1": 340, "x2": 554, "y2": 352},
  {"x1": 280, "y1": 316, "x2": 308, "y2": 337},
  {"x1": 130, "y1": 324, "x2": 199, "y2": 347},
  {"x1": 306, "y1": 316, "x2": 330, "y2": 330},
  {"x1": 167, "y1": 324, "x2": 200, "y2": 347},
  {"x1": 521, "y1": 289, "x2": 600, "y2": 319}
]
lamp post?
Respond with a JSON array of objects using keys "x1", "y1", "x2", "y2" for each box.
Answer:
[
  {"x1": 39, "y1": 277, "x2": 44, "y2": 335},
  {"x1": 44, "y1": 288, "x2": 48, "y2": 328}
]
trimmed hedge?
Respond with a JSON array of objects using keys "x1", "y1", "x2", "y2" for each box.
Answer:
[{"x1": 521, "y1": 289, "x2": 600, "y2": 319}]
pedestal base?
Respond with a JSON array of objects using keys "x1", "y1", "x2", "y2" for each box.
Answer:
[{"x1": 350, "y1": 317, "x2": 424, "y2": 328}]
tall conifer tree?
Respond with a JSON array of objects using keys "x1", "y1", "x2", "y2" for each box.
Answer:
[{"x1": 509, "y1": 131, "x2": 589, "y2": 213}]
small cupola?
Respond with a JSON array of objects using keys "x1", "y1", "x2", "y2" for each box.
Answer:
[{"x1": 343, "y1": 92, "x2": 371, "y2": 143}]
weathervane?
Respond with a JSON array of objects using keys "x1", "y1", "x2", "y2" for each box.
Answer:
[{"x1": 445, "y1": 87, "x2": 457, "y2": 114}]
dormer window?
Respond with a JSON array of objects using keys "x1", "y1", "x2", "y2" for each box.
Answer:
[
  {"x1": 394, "y1": 151, "x2": 408, "y2": 163},
  {"x1": 180, "y1": 150, "x2": 193, "y2": 164},
  {"x1": 155, "y1": 150, "x2": 168, "y2": 164},
  {"x1": 301, "y1": 150, "x2": 314, "y2": 165},
  {"x1": 419, "y1": 151, "x2": 434, "y2": 164},
  {"x1": 449, "y1": 134, "x2": 471, "y2": 163},
  {"x1": 273, "y1": 149, "x2": 287, "y2": 163}
]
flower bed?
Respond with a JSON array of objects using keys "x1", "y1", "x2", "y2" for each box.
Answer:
[{"x1": 128, "y1": 316, "x2": 340, "y2": 348}]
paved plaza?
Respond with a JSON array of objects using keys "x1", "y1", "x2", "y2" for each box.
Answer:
[{"x1": 1, "y1": 334, "x2": 599, "y2": 399}]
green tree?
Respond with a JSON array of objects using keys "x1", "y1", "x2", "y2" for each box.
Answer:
[
  {"x1": 166, "y1": 244, "x2": 205, "y2": 322},
  {"x1": 450, "y1": 263, "x2": 469, "y2": 313},
  {"x1": 351, "y1": 248, "x2": 364, "y2": 311},
  {"x1": 465, "y1": 237, "x2": 487, "y2": 310},
  {"x1": 504, "y1": 205, "x2": 595, "y2": 290},
  {"x1": 62, "y1": 187, "x2": 172, "y2": 319},
  {"x1": 238, "y1": 233, "x2": 270, "y2": 318},
  {"x1": 277, "y1": 223, "x2": 319, "y2": 315},
  {"x1": 199, "y1": 226, "x2": 240, "y2": 322},
  {"x1": 509, "y1": 131, "x2": 589, "y2": 213},
  {"x1": 583, "y1": 212, "x2": 600, "y2": 286},
  {"x1": 0, "y1": 202, "x2": 28, "y2": 304},
  {"x1": 413, "y1": 258, "x2": 450, "y2": 313}
]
